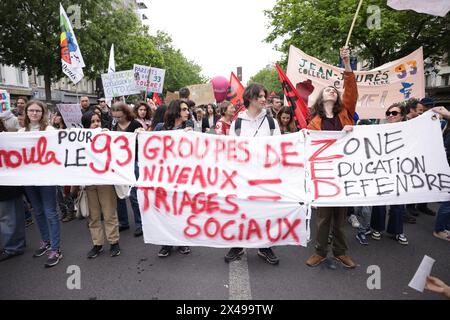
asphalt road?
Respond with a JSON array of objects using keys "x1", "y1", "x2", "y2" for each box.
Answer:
[{"x1": 0, "y1": 204, "x2": 449, "y2": 300}]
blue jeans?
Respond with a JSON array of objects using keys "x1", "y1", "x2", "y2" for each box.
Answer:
[
  {"x1": 117, "y1": 163, "x2": 141, "y2": 228},
  {"x1": 0, "y1": 197, "x2": 26, "y2": 254},
  {"x1": 435, "y1": 201, "x2": 450, "y2": 233},
  {"x1": 25, "y1": 186, "x2": 61, "y2": 251},
  {"x1": 370, "y1": 205, "x2": 404, "y2": 235}
]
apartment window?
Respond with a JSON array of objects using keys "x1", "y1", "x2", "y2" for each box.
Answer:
[
  {"x1": 441, "y1": 73, "x2": 450, "y2": 86},
  {"x1": 17, "y1": 69, "x2": 24, "y2": 85}
]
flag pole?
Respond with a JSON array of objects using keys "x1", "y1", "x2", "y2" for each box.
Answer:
[{"x1": 345, "y1": 0, "x2": 364, "y2": 47}]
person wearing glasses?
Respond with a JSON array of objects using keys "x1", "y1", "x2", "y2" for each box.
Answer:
[
  {"x1": 153, "y1": 99, "x2": 193, "y2": 257},
  {"x1": 18, "y1": 100, "x2": 62, "y2": 267},
  {"x1": 369, "y1": 103, "x2": 409, "y2": 246},
  {"x1": 111, "y1": 102, "x2": 144, "y2": 237}
]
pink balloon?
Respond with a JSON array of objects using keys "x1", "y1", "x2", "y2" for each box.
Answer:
[{"x1": 211, "y1": 76, "x2": 229, "y2": 103}]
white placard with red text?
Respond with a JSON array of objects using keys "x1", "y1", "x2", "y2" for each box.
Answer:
[
  {"x1": 305, "y1": 112, "x2": 450, "y2": 206},
  {"x1": 137, "y1": 130, "x2": 310, "y2": 248},
  {"x1": 0, "y1": 129, "x2": 136, "y2": 185}
]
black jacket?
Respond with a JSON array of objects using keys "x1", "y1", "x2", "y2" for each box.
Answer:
[{"x1": 0, "y1": 186, "x2": 24, "y2": 201}]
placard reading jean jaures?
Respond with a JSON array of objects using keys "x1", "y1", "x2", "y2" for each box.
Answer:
[{"x1": 101, "y1": 70, "x2": 140, "y2": 100}]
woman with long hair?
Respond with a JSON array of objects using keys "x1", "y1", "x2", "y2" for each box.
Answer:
[
  {"x1": 306, "y1": 47, "x2": 358, "y2": 269},
  {"x1": 276, "y1": 106, "x2": 298, "y2": 134},
  {"x1": 133, "y1": 101, "x2": 152, "y2": 130},
  {"x1": 19, "y1": 100, "x2": 62, "y2": 267},
  {"x1": 81, "y1": 111, "x2": 121, "y2": 258}
]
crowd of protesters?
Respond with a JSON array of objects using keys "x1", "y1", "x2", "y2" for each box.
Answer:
[{"x1": 0, "y1": 47, "x2": 449, "y2": 272}]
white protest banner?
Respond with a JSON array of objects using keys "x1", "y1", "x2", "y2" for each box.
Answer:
[
  {"x1": 137, "y1": 131, "x2": 309, "y2": 248},
  {"x1": 186, "y1": 84, "x2": 215, "y2": 105},
  {"x1": 305, "y1": 111, "x2": 450, "y2": 206},
  {"x1": 57, "y1": 104, "x2": 83, "y2": 128},
  {"x1": 133, "y1": 64, "x2": 166, "y2": 94},
  {"x1": 0, "y1": 90, "x2": 10, "y2": 113},
  {"x1": 388, "y1": 0, "x2": 450, "y2": 17},
  {"x1": 286, "y1": 45, "x2": 425, "y2": 119},
  {"x1": 0, "y1": 130, "x2": 136, "y2": 186},
  {"x1": 101, "y1": 70, "x2": 140, "y2": 101}
]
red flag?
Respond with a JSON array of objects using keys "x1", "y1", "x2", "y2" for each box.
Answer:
[
  {"x1": 275, "y1": 64, "x2": 309, "y2": 129},
  {"x1": 152, "y1": 92, "x2": 162, "y2": 106},
  {"x1": 226, "y1": 72, "x2": 246, "y2": 121}
]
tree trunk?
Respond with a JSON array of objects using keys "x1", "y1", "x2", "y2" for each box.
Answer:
[{"x1": 44, "y1": 72, "x2": 52, "y2": 102}]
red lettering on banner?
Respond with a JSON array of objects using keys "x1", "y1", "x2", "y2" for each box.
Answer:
[
  {"x1": 280, "y1": 142, "x2": 304, "y2": 167},
  {"x1": 191, "y1": 165, "x2": 207, "y2": 188},
  {"x1": 114, "y1": 135, "x2": 132, "y2": 166},
  {"x1": 176, "y1": 167, "x2": 191, "y2": 184},
  {"x1": 89, "y1": 134, "x2": 112, "y2": 174},
  {"x1": 309, "y1": 139, "x2": 343, "y2": 161},
  {"x1": 313, "y1": 179, "x2": 341, "y2": 199},
  {"x1": 143, "y1": 136, "x2": 161, "y2": 160},
  {"x1": 181, "y1": 215, "x2": 302, "y2": 243},
  {"x1": 0, "y1": 137, "x2": 61, "y2": 168},
  {"x1": 155, "y1": 187, "x2": 170, "y2": 212},
  {"x1": 163, "y1": 135, "x2": 175, "y2": 159},
  {"x1": 310, "y1": 161, "x2": 335, "y2": 180},
  {"x1": 220, "y1": 170, "x2": 238, "y2": 189}
]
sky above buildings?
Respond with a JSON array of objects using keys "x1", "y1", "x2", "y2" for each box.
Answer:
[{"x1": 141, "y1": 0, "x2": 282, "y2": 83}]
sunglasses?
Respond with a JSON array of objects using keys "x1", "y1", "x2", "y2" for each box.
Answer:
[{"x1": 386, "y1": 111, "x2": 400, "y2": 117}]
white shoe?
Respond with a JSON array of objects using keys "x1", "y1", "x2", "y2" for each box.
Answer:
[{"x1": 348, "y1": 214, "x2": 361, "y2": 228}]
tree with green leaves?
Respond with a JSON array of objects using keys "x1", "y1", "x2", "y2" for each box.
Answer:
[
  {"x1": 248, "y1": 67, "x2": 283, "y2": 97},
  {"x1": 265, "y1": 0, "x2": 450, "y2": 69}
]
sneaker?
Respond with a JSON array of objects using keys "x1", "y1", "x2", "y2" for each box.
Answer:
[
  {"x1": 422, "y1": 208, "x2": 436, "y2": 216},
  {"x1": 177, "y1": 246, "x2": 191, "y2": 255},
  {"x1": 403, "y1": 214, "x2": 417, "y2": 224},
  {"x1": 62, "y1": 213, "x2": 75, "y2": 222},
  {"x1": 364, "y1": 228, "x2": 372, "y2": 236},
  {"x1": 395, "y1": 234, "x2": 408, "y2": 245},
  {"x1": 33, "y1": 241, "x2": 51, "y2": 257},
  {"x1": 371, "y1": 231, "x2": 382, "y2": 240},
  {"x1": 224, "y1": 248, "x2": 244, "y2": 262},
  {"x1": 133, "y1": 227, "x2": 143, "y2": 237},
  {"x1": 356, "y1": 232, "x2": 369, "y2": 245},
  {"x1": 348, "y1": 214, "x2": 361, "y2": 228},
  {"x1": 306, "y1": 254, "x2": 326, "y2": 267},
  {"x1": 45, "y1": 250, "x2": 63, "y2": 268},
  {"x1": 158, "y1": 246, "x2": 173, "y2": 258},
  {"x1": 25, "y1": 219, "x2": 34, "y2": 228},
  {"x1": 334, "y1": 255, "x2": 356, "y2": 268},
  {"x1": 433, "y1": 231, "x2": 450, "y2": 242},
  {"x1": 0, "y1": 250, "x2": 23, "y2": 262},
  {"x1": 119, "y1": 225, "x2": 130, "y2": 232},
  {"x1": 87, "y1": 245, "x2": 103, "y2": 259},
  {"x1": 110, "y1": 243, "x2": 121, "y2": 257},
  {"x1": 257, "y1": 248, "x2": 279, "y2": 265}
]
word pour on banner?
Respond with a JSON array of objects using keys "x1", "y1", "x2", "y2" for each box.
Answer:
[
  {"x1": 0, "y1": 130, "x2": 136, "y2": 186},
  {"x1": 137, "y1": 131, "x2": 309, "y2": 248}
]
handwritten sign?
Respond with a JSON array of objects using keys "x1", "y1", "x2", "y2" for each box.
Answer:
[
  {"x1": 305, "y1": 112, "x2": 450, "y2": 206},
  {"x1": 0, "y1": 90, "x2": 10, "y2": 113},
  {"x1": 137, "y1": 131, "x2": 309, "y2": 248},
  {"x1": 287, "y1": 46, "x2": 425, "y2": 119},
  {"x1": 0, "y1": 130, "x2": 136, "y2": 185},
  {"x1": 57, "y1": 104, "x2": 83, "y2": 128},
  {"x1": 133, "y1": 64, "x2": 166, "y2": 94},
  {"x1": 101, "y1": 70, "x2": 140, "y2": 101},
  {"x1": 186, "y1": 84, "x2": 215, "y2": 105}
]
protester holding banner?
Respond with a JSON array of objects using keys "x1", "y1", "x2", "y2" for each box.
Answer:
[
  {"x1": 225, "y1": 83, "x2": 282, "y2": 265},
  {"x1": 51, "y1": 111, "x2": 67, "y2": 130},
  {"x1": 18, "y1": 100, "x2": 62, "y2": 267},
  {"x1": 215, "y1": 101, "x2": 235, "y2": 136},
  {"x1": 202, "y1": 103, "x2": 219, "y2": 133},
  {"x1": 430, "y1": 106, "x2": 450, "y2": 241},
  {"x1": 133, "y1": 102, "x2": 152, "y2": 131},
  {"x1": 306, "y1": 47, "x2": 357, "y2": 269},
  {"x1": 153, "y1": 99, "x2": 193, "y2": 257},
  {"x1": 0, "y1": 110, "x2": 19, "y2": 132},
  {"x1": 111, "y1": 102, "x2": 144, "y2": 237},
  {"x1": 81, "y1": 111, "x2": 121, "y2": 258},
  {"x1": 276, "y1": 106, "x2": 298, "y2": 134},
  {"x1": 370, "y1": 103, "x2": 409, "y2": 245},
  {"x1": 0, "y1": 120, "x2": 26, "y2": 262}
]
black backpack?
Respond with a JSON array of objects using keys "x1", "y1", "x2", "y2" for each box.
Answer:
[{"x1": 234, "y1": 115, "x2": 275, "y2": 136}]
